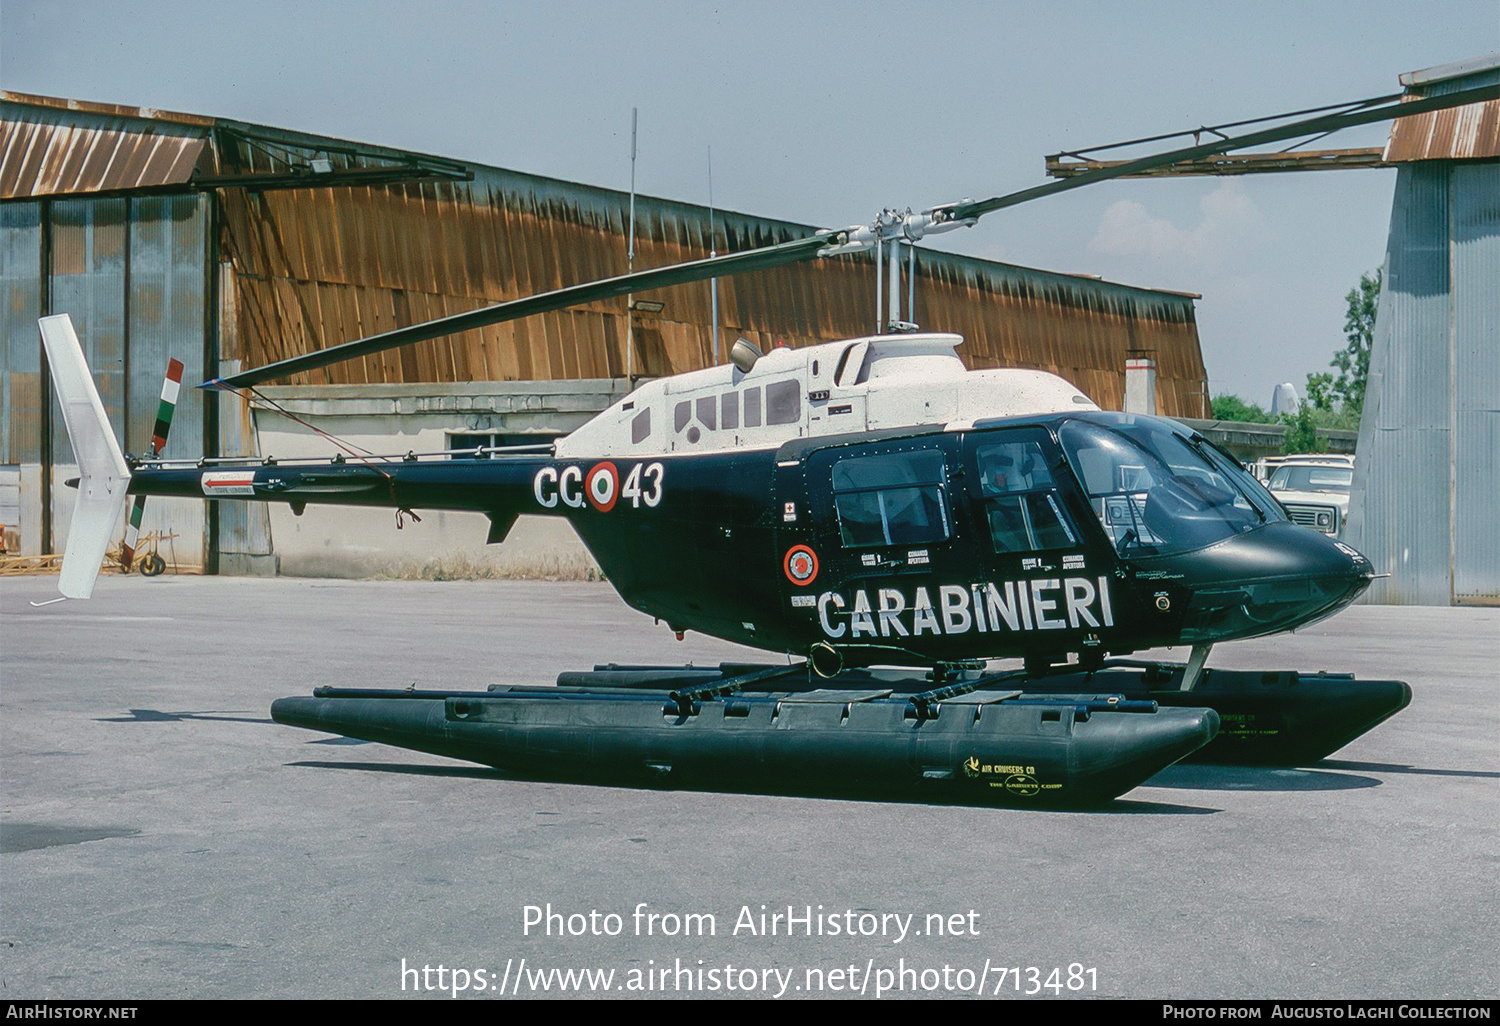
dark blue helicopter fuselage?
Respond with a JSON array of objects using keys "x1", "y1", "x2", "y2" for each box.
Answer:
[{"x1": 129, "y1": 412, "x2": 1374, "y2": 669}]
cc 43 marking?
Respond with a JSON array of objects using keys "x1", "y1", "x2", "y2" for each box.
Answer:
[{"x1": 533, "y1": 461, "x2": 663, "y2": 511}]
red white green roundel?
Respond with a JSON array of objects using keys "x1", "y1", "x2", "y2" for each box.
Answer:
[
  {"x1": 784, "y1": 545, "x2": 819, "y2": 586},
  {"x1": 586, "y1": 462, "x2": 619, "y2": 511}
]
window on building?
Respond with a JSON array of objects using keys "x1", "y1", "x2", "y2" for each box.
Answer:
[{"x1": 448, "y1": 432, "x2": 557, "y2": 457}]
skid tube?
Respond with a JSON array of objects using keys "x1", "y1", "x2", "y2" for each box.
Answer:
[
  {"x1": 271, "y1": 663, "x2": 1219, "y2": 806},
  {"x1": 997, "y1": 660, "x2": 1411, "y2": 766},
  {"x1": 557, "y1": 658, "x2": 1412, "y2": 767}
]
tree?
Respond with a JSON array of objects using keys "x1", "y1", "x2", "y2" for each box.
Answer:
[
  {"x1": 1295, "y1": 268, "x2": 1379, "y2": 437},
  {"x1": 1211, "y1": 393, "x2": 1274, "y2": 423},
  {"x1": 1323, "y1": 268, "x2": 1380, "y2": 417},
  {"x1": 1301, "y1": 370, "x2": 1362, "y2": 430},
  {"x1": 1303, "y1": 371, "x2": 1336, "y2": 412},
  {"x1": 1280, "y1": 403, "x2": 1327, "y2": 455}
]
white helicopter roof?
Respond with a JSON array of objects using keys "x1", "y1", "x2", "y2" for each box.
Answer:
[{"x1": 556, "y1": 333, "x2": 1100, "y2": 458}]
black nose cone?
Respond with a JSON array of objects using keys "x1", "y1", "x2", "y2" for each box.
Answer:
[{"x1": 1134, "y1": 523, "x2": 1374, "y2": 642}]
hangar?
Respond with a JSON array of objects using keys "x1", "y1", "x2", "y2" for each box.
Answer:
[{"x1": 1345, "y1": 54, "x2": 1500, "y2": 606}]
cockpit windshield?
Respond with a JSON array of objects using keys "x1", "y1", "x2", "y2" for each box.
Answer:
[{"x1": 1059, "y1": 415, "x2": 1285, "y2": 557}]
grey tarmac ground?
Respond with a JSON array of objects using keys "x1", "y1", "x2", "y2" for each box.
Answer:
[{"x1": 1, "y1": 574, "x2": 1495, "y2": 1001}]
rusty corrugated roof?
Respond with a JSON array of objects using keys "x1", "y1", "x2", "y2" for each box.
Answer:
[
  {"x1": 1385, "y1": 56, "x2": 1500, "y2": 163},
  {"x1": 1385, "y1": 98, "x2": 1500, "y2": 162},
  {"x1": 0, "y1": 91, "x2": 213, "y2": 126},
  {"x1": 1, "y1": 93, "x2": 210, "y2": 199}
]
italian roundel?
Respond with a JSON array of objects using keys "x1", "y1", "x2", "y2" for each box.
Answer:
[
  {"x1": 586, "y1": 462, "x2": 619, "y2": 511},
  {"x1": 783, "y1": 545, "x2": 819, "y2": 586}
]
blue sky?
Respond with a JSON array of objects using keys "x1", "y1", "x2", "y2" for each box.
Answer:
[{"x1": 4, "y1": 0, "x2": 1495, "y2": 405}]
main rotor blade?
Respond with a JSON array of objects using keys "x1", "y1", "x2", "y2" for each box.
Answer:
[
  {"x1": 947, "y1": 83, "x2": 1500, "y2": 222},
  {"x1": 210, "y1": 81, "x2": 1497, "y2": 391},
  {"x1": 207, "y1": 234, "x2": 830, "y2": 389}
]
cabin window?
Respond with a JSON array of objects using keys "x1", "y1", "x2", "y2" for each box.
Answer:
[
  {"x1": 696, "y1": 396, "x2": 717, "y2": 431},
  {"x1": 975, "y1": 440, "x2": 1077, "y2": 552},
  {"x1": 834, "y1": 344, "x2": 856, "y2": 384},
  {"x1": 744, "y1": 387, "x2": 762, "y2": 427},
  {"x1": 721, "y1": 392, "x2": 739, "y2": 430},
  {"x1": 631, "y1": 408, "x2": 651, "y2": 444},
  {"x1": 832, "y1": 450, "x2": 949, "y2": 547},
  {"x1": 766, "y1": 379, "x2": 801, "y2": 425},
  {"x1": 674, "y1": 401, "x2": 691, "y2": 433}
]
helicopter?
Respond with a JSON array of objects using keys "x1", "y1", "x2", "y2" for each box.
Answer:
[{"x1": 39, "y1": 82, "x2": 1489, "y2": 804}]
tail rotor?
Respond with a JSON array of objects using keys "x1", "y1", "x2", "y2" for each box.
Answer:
[{"x1": 119, "y1": 357, "x2": 183, "y2": 572}]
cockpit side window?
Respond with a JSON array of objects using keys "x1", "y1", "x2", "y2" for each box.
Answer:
[
  {"x1": 975, "y1": 440, "x2": 1077, "y2": 553},
  {"x1": 832, "y1": 449, "x2": 949, "y2": 548}
]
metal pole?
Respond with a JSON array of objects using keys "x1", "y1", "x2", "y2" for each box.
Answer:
[
  {"x1": 626, "y1": 108, "x2": 637, "y2": 382},
  {"x1": 888, "y1": 237, "x2": 901, "y2": 332},
  {"x1": 203, "y1": 191, "x2": 222, "y2": 575},
  {"x1": 708, "y1": 145, "x2": 718, "y2": 364},
  {"x1": 907, "y1": 242, "x2": 916, "y2": 328},
  {"x1": 39, "y1": 197, "x2": 53, "y2": 556},
  {"x1": 875, "y1": 237, "x2": 883, "y2": 334}
]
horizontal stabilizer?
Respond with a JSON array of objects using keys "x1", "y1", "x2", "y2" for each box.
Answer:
[{"x1": 39, "y1": 314, "x2": 132, "y2": 599}]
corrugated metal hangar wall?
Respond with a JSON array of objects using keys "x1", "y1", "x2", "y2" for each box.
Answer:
[
  {"x1": 0, "y1": 193, "x2": 210, "y2": 563},
  {"x1": 1, "y1": 91, "x2": 1209, "y2": 573},
  {"x1": 1346, "y1": 56, "x2": 1500, "y2": 606}
]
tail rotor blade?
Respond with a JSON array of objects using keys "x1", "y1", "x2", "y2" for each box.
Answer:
[
  {"x1": 120, "y1": 495, "x2": 147, "y2": 571},
  {"x1": 121, "y1": 357, "x2": 184, "y2": 571},
  {"x1": 150, "y1": 358, "x2": 184, "y2": 456}
]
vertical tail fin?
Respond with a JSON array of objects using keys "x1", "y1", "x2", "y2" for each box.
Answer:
[{"x1": 38, "y1": 314, "x2": 132, "y2": 599}]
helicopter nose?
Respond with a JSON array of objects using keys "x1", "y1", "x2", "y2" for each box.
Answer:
[
  {"x1": 1192, "y1": 521, "x2": 1373, "y2": 583},
  {"x1": 1141, "y1": 523, "x2": 1374, "y2": 643}
]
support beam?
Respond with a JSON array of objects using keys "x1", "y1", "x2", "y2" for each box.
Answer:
[{"x1": 1047, "y1": 148, "x2": 1392, "y2": 179}]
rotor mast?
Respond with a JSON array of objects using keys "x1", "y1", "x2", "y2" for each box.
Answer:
[{"x1": 818, "y1": 206, "x2": 977, "y2": 335}]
